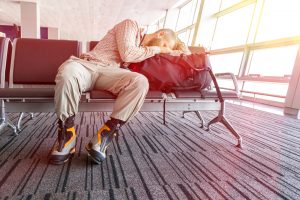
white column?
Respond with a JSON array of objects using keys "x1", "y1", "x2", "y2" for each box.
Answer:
[
  {"x1": 284, "y1": 44, "x2": 300, "y2": 117},
  {"x1": 20, "y1": 1, "x2": 40, "y2": 38},
  {"x1": 48, "y1": 27, "x2": 60, "y2": 39}
]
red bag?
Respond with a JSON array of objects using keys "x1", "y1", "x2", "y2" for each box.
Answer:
[{"x1": 128, "y1": 53, "x2": 212, "y2": 92}]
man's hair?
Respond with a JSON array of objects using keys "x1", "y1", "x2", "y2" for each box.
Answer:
[
  {"x1": 147, "y1": 37, "x2": 164, "y2": 46},
  {"x1": 155, "y1": 28, "x2": 177, "y2": 43}
]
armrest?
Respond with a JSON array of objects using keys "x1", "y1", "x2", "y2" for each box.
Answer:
[{"x1": 215, "y1": 72, "x2": 239, "y2": 95}]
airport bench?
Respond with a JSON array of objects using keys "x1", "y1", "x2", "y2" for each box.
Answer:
[{"x1": 0, "y1": 38, "x2": 242, "y2": 148}]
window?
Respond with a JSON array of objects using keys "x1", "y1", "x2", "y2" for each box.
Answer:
[
  {"x1": 247, "y1": 45, "x2": 298, "y2": 76},
  {"x1": 176, "y1": 0, "x2": 198, "y2": 31},
  {"x1": 211, "y1": 3, "x2": 255, "y2": 49},
  {"x1": 209, "y1": 52, "x2": 244, "y2": 75},
  {"x1": 255, "y1": 0, "x2": 300, "y2": 42}
]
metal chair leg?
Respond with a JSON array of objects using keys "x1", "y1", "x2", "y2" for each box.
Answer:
[
  {"x1": 0, "y1": 100, "x2": 18, "y2": 135},
  {"x1": 183, "y1": 111, "x2": 205, "y2": 128},
  {"x1": 206, "y1": 102, "x2": 242, "y2": 148},
  {"x1": 220, "y1": 116, "x2": 242, "y2": 148},
  {"x1": 182, "y1": 111, "x2": 189, "y2": 118},
  {"x1": 206, "y1": 116, "x2": 220, "y2": 131},
  {"x1": 195, "y1": 111, "x2": 205, "y2": 128},
  {"x1": 17, "y1": 112, "x2": 25, "y2": 132},
  {"x1": 6, "y1": 119, "x2": 18, "y2": 135}
]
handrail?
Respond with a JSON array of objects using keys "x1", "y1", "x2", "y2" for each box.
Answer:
[{"x1": 240, "y1": 90, "x2": 286, "y2": 98}]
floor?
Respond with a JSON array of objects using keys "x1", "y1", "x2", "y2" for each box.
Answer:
[{"x1": 0, "y1": 103, "x2": 300, "y2": 200}]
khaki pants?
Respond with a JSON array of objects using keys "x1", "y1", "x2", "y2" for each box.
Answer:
[{"x1": 54, "y1": 58, "x2": 149, "y2": 122}]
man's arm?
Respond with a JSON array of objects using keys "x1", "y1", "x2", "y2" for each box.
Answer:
[
  {"x1": 115, "y1": 19, "x2": 161, "y2": 63},
  {"x1": 170, "y1": 38, "x2": 192, "y2": 56}
]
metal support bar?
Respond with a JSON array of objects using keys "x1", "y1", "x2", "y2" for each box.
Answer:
[
  {"x1": 205, "y1": 69, "x2": 242, "y2": 148},
  {"x1": 182, "y1": 110, "x2": 205, "y2": 128},
  {"x1": 17, "y1": 112, "x2": 24, "y2": 132},
  {"x1": 206, "y1": 101, "x2": 242, "y2": 148},
  {"x1": 163, "y1": 100, "x2": 166, "y2": 125},
  {"x1": 0, "y1": 100, "x2": 18, "y2": 135}
]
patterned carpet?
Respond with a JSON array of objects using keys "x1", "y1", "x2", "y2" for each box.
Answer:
[{"x1": 0, "y1": 103, "x2": 300, "y2": 200}]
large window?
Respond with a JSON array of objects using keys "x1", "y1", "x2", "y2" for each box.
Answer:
[
  {"x1": 148, "y1": 0, "x2": 300, "y2": 107},
  {"x1": 198, "y1": 0, "x2": 300, "y2": 107}
]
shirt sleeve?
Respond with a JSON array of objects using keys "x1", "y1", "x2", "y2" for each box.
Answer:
[{"x1": 115, "y1": 19, "x2": 161, "y2": 63}]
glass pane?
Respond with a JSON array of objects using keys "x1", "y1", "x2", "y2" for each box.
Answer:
[
  {"x1": 211, "y1": 4, "x2": 255, "y2": 49},
  {"x1": 188, "y1": 28, "x2": 195, "y2": 45},
  {"x1": 158, "y1": 17, "x2": 165, "y2": 29},
  {"x1": 209, "y1": 52, "x2": 244, "y2": 75},
  {"x1": 247, "y1": 45, "x2": 298, "y2": 76},
  {"x1": 177, "y1": 30, "x2": 191, "y2": 44},
  {"x1": 256, "y1": 0, "x2": 300, "y2": 42},
  {"x1": 164, "y1": 8, "x2": 180, "y2": 30},
  {"x1": 220, "y1": 0, "x2": 243, "y2": 10},
  {"x1": 216, "y1": 79, "x2": 243, "y2": 91},
  {"x1": 242, "y1": 82, "x2": 288, "y2": 102},
  {"x1": 176, "y1": 0, "x2": 198, "y2": 31},
  {"x1": 147, "y1": 23, "x2": 159, "y2": 33}
]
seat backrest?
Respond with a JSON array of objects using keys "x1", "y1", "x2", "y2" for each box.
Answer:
[
  {"x1": 10, "y1": 38, "x2": 80, "y2": 87},
  {"x1": 87, "y1": 41, "x2": 99, "y2": 51},
  {"x1": 0, "y1": 37, "x2": 11, "y2": 88}
]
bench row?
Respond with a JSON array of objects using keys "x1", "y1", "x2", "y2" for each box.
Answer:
[{"x1": 0, "y1": 37, "x2": 242, "y2": 148}]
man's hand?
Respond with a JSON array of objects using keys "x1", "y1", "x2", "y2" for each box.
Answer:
[{"x1": 159, "y1": 47, "x2": 173, "y2": 54}]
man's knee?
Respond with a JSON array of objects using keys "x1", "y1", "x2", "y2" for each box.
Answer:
[
  {"x1": 55, "y1": 61, "x2": 81, "y2": 85},
  {"x1": 132, "y1": 73, "x2": 149, "y2": 92}
]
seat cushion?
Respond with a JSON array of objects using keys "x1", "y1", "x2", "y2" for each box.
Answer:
[
  {"x1": 0, "y1": 88, "x2": 54, "y2": 98},
  {"x1": 90, "y1": 90, "x2": 164, "y2": 99}
]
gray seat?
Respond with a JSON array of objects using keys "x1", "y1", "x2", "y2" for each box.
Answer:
[
  {"x1": 1, "y1": 40, "x2": 242, "y2": 148},
  {"x1": 174, "y1": 89, "x2": 239, "y2": 99},
  {"x1": 90, "y1": 90, "x2": 164, "y2": 99}
]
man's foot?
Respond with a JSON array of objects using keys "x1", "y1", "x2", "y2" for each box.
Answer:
[
  {"x1": 86, "y1": 118, "x2": 123, "y2": 164},
  {"x1": 49, "y1": 116, "x2": 76, "y2": 165}
]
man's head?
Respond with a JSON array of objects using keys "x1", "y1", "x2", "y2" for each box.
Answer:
[{"x1": 144, "y1": 29, "x2": 177, "y2": 50}]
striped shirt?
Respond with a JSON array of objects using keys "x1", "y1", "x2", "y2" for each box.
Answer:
[
  {"x1": 79, "y1": 19, "x2": 161, "y2": 68},
  {"x1": 79, "y1": 19, "x2": 191, "y2": 68}
]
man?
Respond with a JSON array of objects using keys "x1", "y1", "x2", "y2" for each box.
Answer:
[{"x1": 49, "y1": 19, "x2": 191, "y2": 165}]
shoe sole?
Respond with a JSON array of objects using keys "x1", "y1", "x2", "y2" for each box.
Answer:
[
  {"x1": 49, "y1": 147, "x2": 76, "y2": 165},
  {"x1": 85, "y1": 145, "x2": 106, "y2": 164}
]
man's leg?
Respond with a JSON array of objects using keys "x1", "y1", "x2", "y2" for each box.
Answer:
[
  {"x1": 50, "y1": 60, "x2": 95, "y2": 165},
  {"x1": 86, "y1": 67, "x2": 149, "y2": 164}
]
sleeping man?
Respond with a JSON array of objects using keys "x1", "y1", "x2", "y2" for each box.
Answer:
[{"x1": 50, "y1": 19, "x2": 190, "y2": 165}]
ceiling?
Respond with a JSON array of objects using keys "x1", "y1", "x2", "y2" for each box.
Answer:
[{"x1": 0, "y1": 0, "x2": 180, "y2": 41}]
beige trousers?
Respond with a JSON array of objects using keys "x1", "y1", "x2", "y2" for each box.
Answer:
[{"x1": 54, "y1": 58, "x2": 149, "y2": 122}]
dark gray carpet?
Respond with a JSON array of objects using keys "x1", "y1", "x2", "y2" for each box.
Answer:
[{"x1": 0, "y1": 103, "x2": 300, "y2": 200}]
